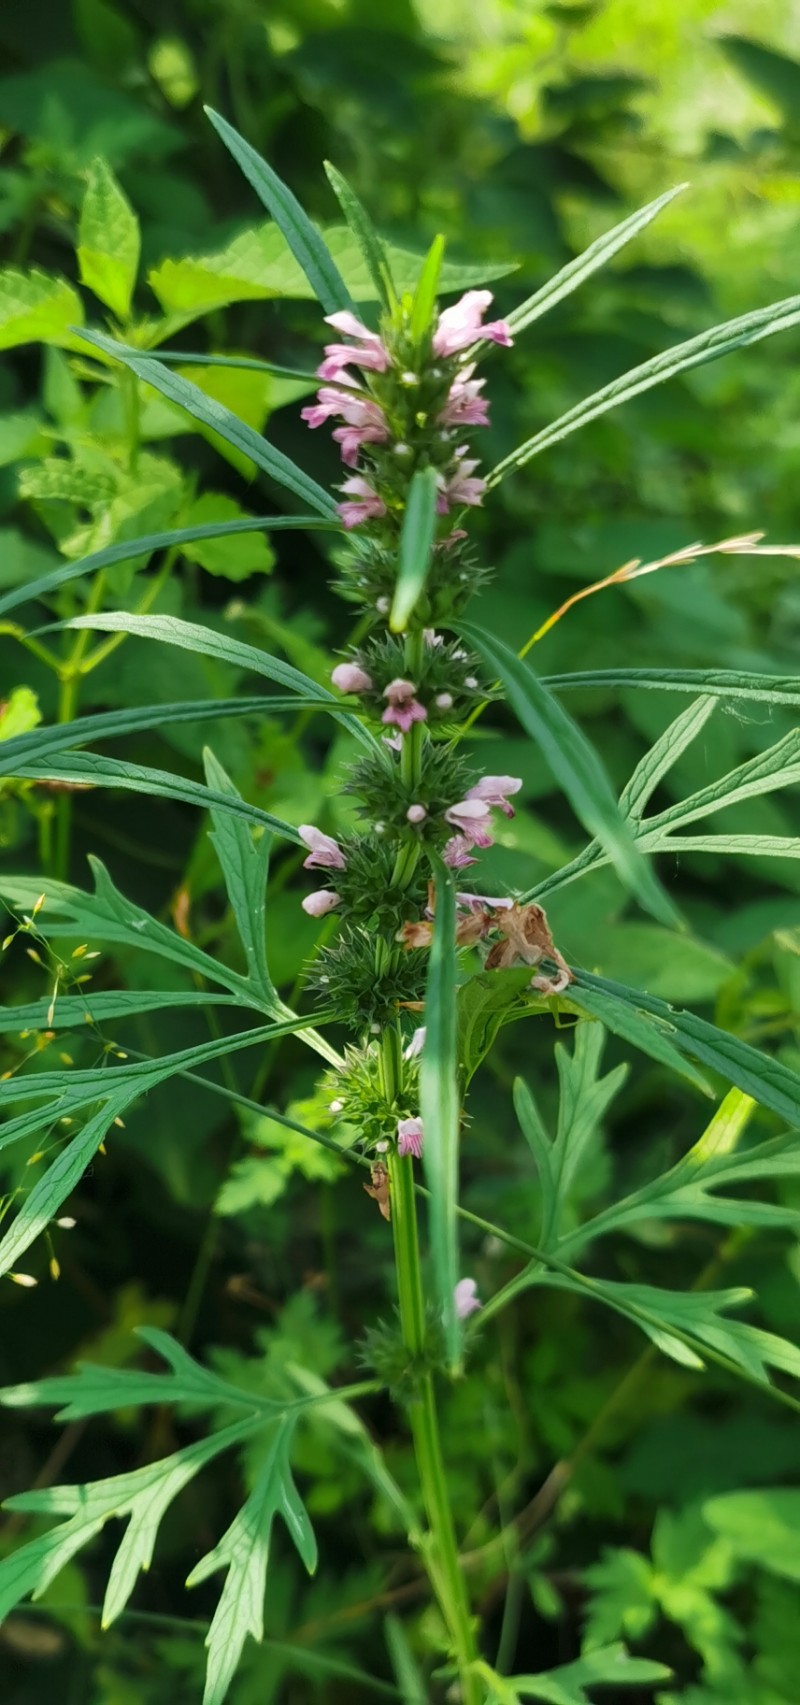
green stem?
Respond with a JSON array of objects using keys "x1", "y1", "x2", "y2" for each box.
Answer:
[{"x1": 390, "y1": 1151, "x2": 480, "y2": 1702}]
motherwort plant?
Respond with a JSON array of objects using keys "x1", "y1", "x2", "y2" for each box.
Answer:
[{"x1": 1, "y1": 112, "x2": 800, "y2": 1705}]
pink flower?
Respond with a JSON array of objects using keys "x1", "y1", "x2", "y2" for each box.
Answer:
[
  {"x1": 298, "y1": 825, "x2": 347, "y2": 870},
  {"x1": 433, "y1": 291, "x2": 513, "y2": 358},
  {"x1": 454, "y1": 1277, "x2": 482, "y2": 1319},
  {"x1": 302, "y1": 889, "x2": 342, "y2": 917},
  {"x1": 457, "y1": 892, "x2": 514, "y2": 912},
  {"x1": 318, "y1": 310, "x2": 391, "y2": 378},
  {"x1": 443, "y1": 836, "x2": 479, "y2": 869},
  {"x1": 437, "y1": 363, "x2": 490, "y2": 428},
  {"x1": 333, "y1": 422, "x2": 388, "y2": 467},
  {"x1": 301, "y1": 384, "x2": 358, "y2": 429},
  {"x1": 444, "y1": 797, "x2": 493, "y2": 848},
  {"x1": 437, "y1": 455, "x2": 486, "y2": 514},
  {"x1": 403, "y1": 1027, "x2": 426, "y2": 1061},
  {"x1": 382, "y1": 677, "x2": 428, "y2": 733},
  {"x1": 331, "y1": 661, "x2": 373, "y2": 694},
  {"x1": 466, "y1": 775, "x2": 523, "y2": 819},
  {"x1": 337, "y1": 476, "x2": 387, "y2": 530},
  {"x1": 383, "y1": 730, "x2": 403, "y2": 752},
  {"x1": 397, "y1": 1116, "x2": 424, "y2": 1159}
]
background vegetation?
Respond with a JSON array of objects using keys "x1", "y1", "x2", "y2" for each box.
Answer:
[{"x1": 1, "y1": 2, "x2": 799, "y2": 1701}]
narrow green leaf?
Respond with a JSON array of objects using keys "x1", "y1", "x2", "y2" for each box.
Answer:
[
  {"x1": 204, "y1": 107, "x2": 352, "y2": 315},
  {"x1": 513, "y1": 1077, "x2": 556, "y2": 1245},
  {"x1": 0, "y1": 696, "x2": 334, "y2": 780},
  {"x1": 76, "y1": 328, "x2": 338, "y2": 517},
  {"x1": 59, "y1": 611, "x2": 376, "y2": 751},
  {"x1": 646, "y1": 729, "x2": 800, "y2": 834},
  {"x1": 0, "y1": 1324, "x2": 280, "y2": 1421},
  {"x1": 0, "y1": 860, "x2": 257, "y2": 1000},
  {"x1": 0, "y1": 1090, "x2": 135, "y2": 1279},
  {"x1": 77, "y1": 158, "x2": 140, "y2": 321},
  {"x1": 542, "y1": 667, "x2": 800, "y2": 707},
  {"x1": 458, "y1": 619, "x2": 680, "y2": 928},
  {"x1": 385, "y1": 1613, "x2": 428, "y2": 1704},
  {"x1": 203, "y1": 749, "x2": 279, "y2": 1011},
  {"x1": 13, "y1": 748, "x2": 302, "y2": 843},
  {"x1": 0, "y1": 514, "x2": 336, "y2": 620},
  {"x1": 410, "y1": 234, "x2": 444, "y2": 344},
  {"x1": 0, "y1": 990, "x2": 247, "y2": 1035},
  {"x1": 572, "y1": 969, "x2": 800, "y2": 1126},
  {"x1": 619, "y1": 696, "x2": 717, "y2": 821},
  {"x1": 187, "y1": 1419, "x2": 316, "y2": 1705},
  {"x1": 390, "y1": 467, "x2": 439, "y2": 632},
  {"x1": 324, "y1": 162, "x2": 395, "y2": 310},
  {"x1": 419, "y1": 859, "x2": 461, "y2": 1371},
  {"x1": 502, "y1": 1644, "x2": 672, "y2": 1703},
  {"x1": 489, "y1": 291, "x2": 800, "y2": 486},
  {"x1": 143, "y1": 350, "x2": 321, "y2": 381},
  {"x1": 507, "y1": 185, "x2": 687, "y2": 338}
]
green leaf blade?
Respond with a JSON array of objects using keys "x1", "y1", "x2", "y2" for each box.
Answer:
[
  {"x1": 77, "y1": 158, "x2": 140, "y2": 321},
  {"x1": 458, "y1": 620, "x2": 679, "y2": 928},
  {"x1": 390, "y1": 466, "x2": 439, "y2": 632},
  {"x1": 75, "y1": 328, "x2": 338, "y2": 517},
  {"x1": 204, "y1": 107, "x2": 352, "y2": 315},
  {"x1": 420, "y1": 860, "x2": 461, "y2": 1371}
]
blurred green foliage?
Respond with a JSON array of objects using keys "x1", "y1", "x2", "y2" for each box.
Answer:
[{"x1": 1, "y1": 2, "x2": 799, "y2": 1701}]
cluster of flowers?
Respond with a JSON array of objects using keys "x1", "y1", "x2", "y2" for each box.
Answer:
[
  {"x1": 301, "y1": 289, "x2": 512, "y2": 531},
  {"x1": 293, "y1": 271, "x2": 567, "y2": 1268},
  {"x1": 298, "y1": 769, "x2": 522, "y2": 918}
]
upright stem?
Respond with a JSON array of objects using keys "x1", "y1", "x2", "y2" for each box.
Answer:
[
  {"x1": 380, "y1": 623, "x2": 480, "y2": 1700},
  {"x1": 390, "y1": 1152, "x2": 480, "y2": 1702}
]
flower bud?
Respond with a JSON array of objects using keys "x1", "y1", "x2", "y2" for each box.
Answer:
[
  {"x1": 435, "y1": 692, "x2": 454, "y2": 710},
  {"x1": 302, "y1": 889, "x2": 342, "y2": 917},
  {"x1": 406, "y1": 804, "x2": 427, "y2": 824},
  {"x1": 331, "y1": 661, "x2": 373, "y2": 694}
]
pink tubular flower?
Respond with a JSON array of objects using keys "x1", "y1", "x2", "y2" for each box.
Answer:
[
  {"x1": 437, "y1": 455, "x2": 486, "y2": 514},
  {"x1": 454, "y1": 1277, "x2": 482, "y2": 1319},
  {"x1": 466, "y1": 775, "x2": 523, "y2": 818},
  {"x1": 433, "y1": 291, "x2": 513, "y2": 358},
  {"x1": 443, "y1": 835, "x2": 479, "y2": 869},
  {"x1": 298, "y1": 825, "x2": 347, "y2": 870},
  {"x1": 301, "y1": 384, "x2": 358, "y2": 429},
  {"x1": 333, "y1": 423, "x2": 388, "y2": 467},
  {"x1": 457, "y1": 892, "x2": 515, "y2": 912},
  {"x1": 331, "y1": 661, "x2": 373, "y2": 694},
  {"x1": 437, "y1": 363, "x2": 490, "y2": 428},
  {"x1": 382, "y1": 677, "x2": 428, "y2": 733},
  {"x1": 444, "y1": 797, "x2": 493, "y2": 848},
  {"x1": 397, "y1": 1116, "x2": 424, "y2": 1159},
  {"x1": 338, "y1": 476, "x2": 387, "y2": 530},
  {"x1": 302, "y1": 889, "x2": 342, "y2": 917},
  {"x1": 318, "y1": 310, "x2": 391, "y2": 378}
]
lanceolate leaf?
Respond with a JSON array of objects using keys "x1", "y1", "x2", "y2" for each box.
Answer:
[
  {"x1": 0, "y1": 514, "x2": 335, "y2": 620},
  {"x1": 59, "y1": 612, "x2": 377, "y2": 751},
  {"x1": 619, "y1": 696, "x2": 718, "y2": 821},
  {"x1": 571, "y1": 969, "x2": 800, "y2": 1126},
  {"x1": 390, "y1": 466, "x2": 439, "y2": 632},
  {"x1": 514, "y1": 1025, "x2": 628, "y2": 1251},
  {"x1": 324, "y1": 161, "x2": 395, "y2": 310},
  {"x1": 542, "y1": 667, "x2": 800, "y2": 708},
  {"x1": 187, "y1": 1418, "x2": 317, "y2": 1705},
  {"x1": 420, "y1": 859, "x2": 461, "y2": 1371},
  {"x1": 458, "y1": 619, "x2": 680, "y2": 928},
  {"x1": 0, "y1": 696, "x2": 328, "y2": 778},
  {"x1": 76, "y1": 328, "x2": 338, "y2": 517},
  {"x1": 204, "y1": 106, "x2": 352, "y2": 315},
  {"x1": 489, "y1": 290, "x2": 800, "y2": 485},
  {"x1": 203, "y1": 749, "x2": 279, "y2": 1011},
  {"x1": 13, "y1": 748, "x2": 303, "y2": 843},
  {"x1": 410, "y1": 234, "x2": 444, "y2": 344},
  {"x1": 0, "y1": 990, "x2": 248, "y2": 1035},
  {"x1": 507, "y1": 184, "x2": 687, "y2": 337}
]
